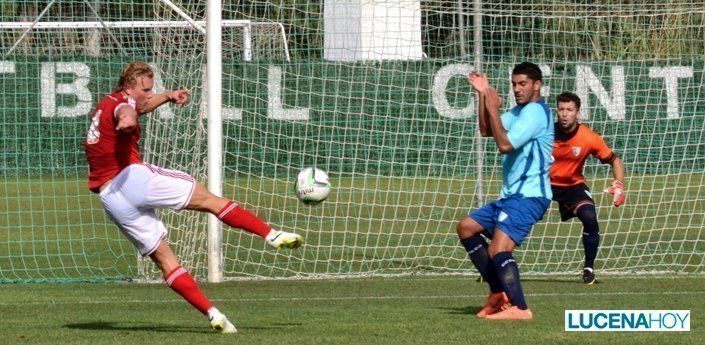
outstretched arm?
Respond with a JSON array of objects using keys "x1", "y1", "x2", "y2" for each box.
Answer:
[
  {"x1": 139, "y1": 89, "x2": 191, "y2": 115},
  {"x1": 610, "y1": 157, "x2": 625, "y2": 181}
]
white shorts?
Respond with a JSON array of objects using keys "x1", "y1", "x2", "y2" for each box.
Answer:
[{"x1": 99, "y1": 163, "x2": 196, "y2": 256}]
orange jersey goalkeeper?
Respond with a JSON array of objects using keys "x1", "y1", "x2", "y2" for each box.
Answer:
[
  {"x1": 551, "y1": 122, "x2": 616, "y2": 187},
  {"x1": 550, "y1": 92, "x2": 625, "y2": 285}
]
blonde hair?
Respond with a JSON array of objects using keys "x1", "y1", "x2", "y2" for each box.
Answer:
[{"x1": 114, "y1": 61, "x2": 154, "y2": 92}]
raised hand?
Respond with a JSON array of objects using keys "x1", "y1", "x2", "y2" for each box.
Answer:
[
  {"x1": 468, "y1": 71, "x2": 490, "y2": 93},
  {"x1": 483, "y1": 87, "x2": 503, "y2": 110}
]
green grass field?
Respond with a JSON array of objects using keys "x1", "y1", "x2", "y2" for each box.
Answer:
[
  {"x1": 1, "y1": 175, "x2": 704, "y2": 343},
  {"x1": 2, "y1": 175, "x2": 704, "y2": 281},
  {"x1": 0, "y1": 275, "x2": 702, "y2": 344}
]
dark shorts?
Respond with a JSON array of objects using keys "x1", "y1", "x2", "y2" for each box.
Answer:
[
  {"x1": 551, "y1": 183, "x2": 595, "y2": 221},
  {"x1": 469, "y1": 194, "x2": 551, "y2": 246}
]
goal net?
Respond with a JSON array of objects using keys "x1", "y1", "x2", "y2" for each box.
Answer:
[
  {"x1": 0, "y1": 1, "x2": 290, "y2": 282},
  {"x1": 1, "y1": 1, "x2": 703, "y2": 282}
]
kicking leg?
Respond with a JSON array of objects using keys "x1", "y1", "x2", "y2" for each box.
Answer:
[{"x1": 186, "y1": 182, "x2": 302, "y2": 249}]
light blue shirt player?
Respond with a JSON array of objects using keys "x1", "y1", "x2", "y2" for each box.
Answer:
[
  {"x1": 457, "y1": 63, "x2": 553, "y2": 318},
  {"x1": 500, "y1": 100, "x2": 554, "y2": 199},
  {"x1": 468, "y1": 98, "x2": 554, "y2": 246}
]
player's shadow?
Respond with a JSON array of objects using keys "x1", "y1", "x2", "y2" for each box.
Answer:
[
  {"x1": 64, "y1": 321, "x2": 304, "y2": 333},
  {"x1": 472, "y1": 276, "x2": 586, "y2": 285},
  {"x1": 522, "y1": 277, "x2": 594, "y2": 285},
  {"x1": 63, "y1": 321, "x2": 208, "y2": 334},
  {"x1": 436, "y1": 306, "x2": 483, "y2": 315}
]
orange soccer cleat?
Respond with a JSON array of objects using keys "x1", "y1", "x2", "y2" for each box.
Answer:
[
  {"x1": 485, "y1": 305, "x2": 533, "y2": 320},
  {"x1": 476, "y1": 292, "x2": 509, "y2": 318}
]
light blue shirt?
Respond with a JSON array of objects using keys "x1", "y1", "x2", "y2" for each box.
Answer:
[{"x1": 499, "y1": 99, "x2": 554, "y2": 199}]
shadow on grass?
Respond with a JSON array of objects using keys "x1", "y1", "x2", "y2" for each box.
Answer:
[
  {"x1": 435, "y1": 306, "x2": 482, "y2": 315},
  {"x1": 522, "y1": 277, "x2": 585, "y2": 284},
  {"x1": 63, "y1": 322, "x2": 208, "y2": 334},
  {"x1": 64, "y1": 321, "x2": 304, "y2": 333},
  {"x1": 242, "y1": 322, "x2": 304, "y2": 330},
  {"x1": 471, "y1": 275, "x2": 587, "y2": 285}
]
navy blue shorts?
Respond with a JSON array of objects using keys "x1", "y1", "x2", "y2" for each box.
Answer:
[{"x1": 469, "y1": 194, "x2": 551, "y2": 246}]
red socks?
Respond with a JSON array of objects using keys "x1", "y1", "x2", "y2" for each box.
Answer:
[
  {"x1": 216, "y1": 201, "x2": 272, "y2": 238},
  {"x1": 164, "y1": 202, "x2": 272, "y2": 315},
  {"x1": 165, "y1": 266, "x2": 213, "y2": 315}
]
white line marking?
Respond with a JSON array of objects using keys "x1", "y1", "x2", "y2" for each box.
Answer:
[{"x1": 1, "y1": 290, "x2": 704, "y2": 306}]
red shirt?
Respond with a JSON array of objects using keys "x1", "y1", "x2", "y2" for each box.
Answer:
[
  {"x1": 84, "y1": 92, "x2": 142, "y2": 192},
  {"x1": 550, "y1": 123, "x2": 616, "y2": 187}
]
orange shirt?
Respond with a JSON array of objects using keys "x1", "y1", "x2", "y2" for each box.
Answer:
[{"x1": 550, "y1": 123, "x2": 616, "y2": 187}]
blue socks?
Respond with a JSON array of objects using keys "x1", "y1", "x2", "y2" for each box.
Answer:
[
  {"x1": 492, "y1": 251, "x2": 527, "y2": 310},
  {"x1": 577, "y1": 204, "x2": 600, "y2": 269},
  {"x1": 460, "y1": 236, "x2": 502, "y2": 293}
]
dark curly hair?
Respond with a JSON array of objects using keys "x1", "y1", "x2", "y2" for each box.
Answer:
[
  {"x1": 512, "y1": 62, "x2": 542, "y2": 82},
  {"x1": 556, "y1": 91, "x2": 581, "y2": 110}
]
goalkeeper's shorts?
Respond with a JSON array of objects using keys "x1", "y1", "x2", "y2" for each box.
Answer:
[
  {"x1": 551, "y1": 183, "x2": 595, "y2": 221},
  {"x1": 99, "y1": 163, "x2": 196, "y2": 256},
  {"x1": 469, "y1": 194, "x2": 551, "y2": 246}
]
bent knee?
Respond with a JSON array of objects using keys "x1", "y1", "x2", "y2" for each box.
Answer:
[
  {"x1": 456, "y1": 216, "x2": 483, "y2": 238},
  {"x1": 183, "y1": 182, "x2": 228, "y2": 212}
]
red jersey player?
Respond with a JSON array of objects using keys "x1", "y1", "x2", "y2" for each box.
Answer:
[
  {"x1": 551, "y1": 91, "x2": 626, "y2": 284},
  {"x1": 85, "y1": 61, "x2": 304, "y2": 333}
]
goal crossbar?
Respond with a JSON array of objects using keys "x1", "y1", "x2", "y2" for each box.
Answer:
[{"x1": 0, "y1": 20, "x2": 291, "y2": 62}]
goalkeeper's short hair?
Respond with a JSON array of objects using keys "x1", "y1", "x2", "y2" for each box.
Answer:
[{"x1": 556, "y1": 91, "x2": 581, "y2": 110}]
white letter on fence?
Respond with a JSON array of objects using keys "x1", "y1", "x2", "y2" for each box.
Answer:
[
  {"x1": 268, "y1": 66, "x2": 309, "y2": 121},
  {"x1": 0, "y1": 61, "x2": 15, "y2": 74},
  {"x1": 200, "y1": 64, "x2": 242, "y2": 120},
  {"x1": 649, "y1": 66, "x2": 693, "y2": 119},
  {"x1": 432, "y1": 63, "x2": 473, "y2": 119},
  {"x1": 41, "y1": 62, "x2": 92, "y2": 118},
  {"x1": 576, "y1": 65, "x2": 626, "y2": 120},
  {"x1": 40, "y1": 63, "x2": 56, "y2": 118}
]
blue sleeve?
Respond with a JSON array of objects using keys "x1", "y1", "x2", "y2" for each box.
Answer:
[{"x1": 506, "y1": 103, "x2": 548, "y2": 149}]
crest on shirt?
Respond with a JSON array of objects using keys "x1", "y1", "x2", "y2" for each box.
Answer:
[
  {"x1": 572, "y1": 146, "x2": 582, "y2": 156},
  {"x1": 498, "y1": 211, "x2": 508, "y2": 222}
]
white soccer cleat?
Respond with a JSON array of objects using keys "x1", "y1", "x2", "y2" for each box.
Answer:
[
  {"x1": 208, "y1": 308, "x2": 238, "y2": 334},
  {"x1": 266, "y1": 230, "x2": 304, "y2": 249}
]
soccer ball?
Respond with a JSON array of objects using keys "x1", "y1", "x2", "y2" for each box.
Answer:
[{"x1": 294, "y1": 167, "x2": 331, "y2": 205}]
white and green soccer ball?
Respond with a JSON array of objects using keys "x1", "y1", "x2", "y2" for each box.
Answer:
[{"x1": 294, "y1": 167, "x2": 331, "y2": 205}]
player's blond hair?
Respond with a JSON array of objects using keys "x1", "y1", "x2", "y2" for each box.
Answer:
[{"x1": 114, "y1": 61, "x2": 154, "y2": 92}]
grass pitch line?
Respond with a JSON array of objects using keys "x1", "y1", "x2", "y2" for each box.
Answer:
[{"x1": 1, "y1": 289, "x2": 704, "y2": 306}]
